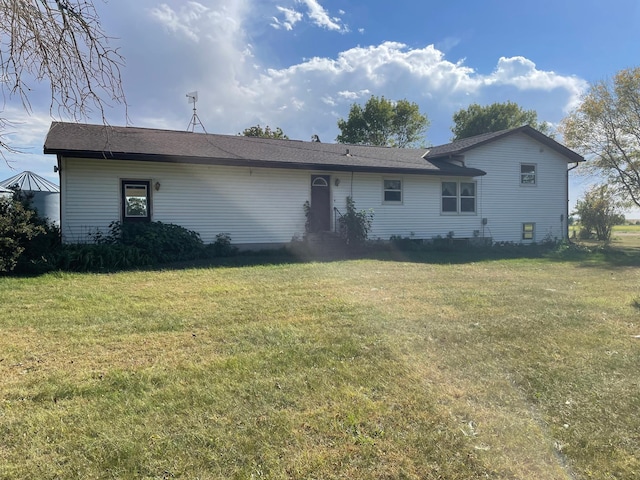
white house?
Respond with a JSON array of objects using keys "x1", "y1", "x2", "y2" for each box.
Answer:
[{"x1": 43, "y1": 122, "x2": 583, "y2": 247}]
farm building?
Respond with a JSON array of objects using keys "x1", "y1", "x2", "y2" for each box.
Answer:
[{"x1": 0, "y1": 171, "x2": 60, "y2": 225}]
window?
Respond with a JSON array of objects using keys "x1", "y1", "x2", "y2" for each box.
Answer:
[
  {"x1": 522, "y1": 222, "x2": 535, "y2": 240},
  {"x1": 122, "y1": 180, "x2": 150, "y2": 222},
  {"x1": 441, "y1": 181, "x2": 476, "y2": 214},
  {"x1": 521, "y1": 164, "x2": 536, "y2": 185},
  {"x1": 383, "y1": 179, "x2": 402, "y2": 203}
]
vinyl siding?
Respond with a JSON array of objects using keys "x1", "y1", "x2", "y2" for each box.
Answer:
[
  {"x1": 61, "y1": 158, "x2": 311, "y2": 244},
  {"x1": 61, "y1": 131, "x2": 572, "y2": 245},
  {"x1": 464, "y1": 132, "x2": 570, "y2": 242}
]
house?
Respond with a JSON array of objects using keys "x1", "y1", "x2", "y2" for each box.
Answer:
[{"x1": 43, "y1": 122, "x2": 583, "y2": 247}]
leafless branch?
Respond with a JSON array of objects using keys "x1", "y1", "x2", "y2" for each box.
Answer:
[{"x1": 0, "y1": 0, "x2": 127, "y2": 156}]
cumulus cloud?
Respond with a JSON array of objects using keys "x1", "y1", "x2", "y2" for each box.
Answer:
[{"x1": 484, "y1": 56, "x2": 588, "y2": 110}]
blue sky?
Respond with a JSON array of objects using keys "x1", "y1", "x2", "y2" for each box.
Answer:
[{"x1": 2, "y1": 0, "x2": 640, "y2": 213}]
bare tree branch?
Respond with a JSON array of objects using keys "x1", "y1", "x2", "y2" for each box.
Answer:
[{"x1": 0, "y1": 0, "x2": 127, "y2": 157}]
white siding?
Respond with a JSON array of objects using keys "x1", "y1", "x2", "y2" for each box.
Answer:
[
  {"x1": 61, "y1": 158, "x2": 311, "y2": 244},
  {"x1": 464, "y1": 132, "x2": 570, "y2": 242},
  {"x1": 61, "y1": 132, "x2": 572, "y2": 245}
]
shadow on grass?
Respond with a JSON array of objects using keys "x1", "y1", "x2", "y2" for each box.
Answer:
[
  {"x1": 9, "y1": 241, "x2": 640, "y2": 277},
  {"x1": 162, "y1": 241, "x2": 640, "y2": 271}
]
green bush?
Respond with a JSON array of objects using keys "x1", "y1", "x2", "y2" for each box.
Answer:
[
  {"x1": 338, "y1": 197, "x2": 373, "y2": 247},
  {"x1": 0, "y1": 192, "x2": 60, "y2": 274},
  {"x1": 97, "y1": 221, "x2": 205, "y2": 263},
  {"x1": 209, "y1": 233, "x2": 237, "y2": 257}
]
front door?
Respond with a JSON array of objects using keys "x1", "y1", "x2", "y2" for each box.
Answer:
[{"x1": 310, "y1": 175, "x2": 330, "y2": 232}]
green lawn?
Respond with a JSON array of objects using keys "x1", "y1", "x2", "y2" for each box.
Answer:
[{"x1": 1, "y1": 246, "x2": 639, "y2": 479}]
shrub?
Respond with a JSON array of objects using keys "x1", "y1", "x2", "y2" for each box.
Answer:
[
  {"x1": 0, "y1": 192, "x2": 60, "y2": 274},
  {"x1": 338, "y1": 197, "x2": 373, "y2": 247},
  {"x1": 209, "y1": 233, "x2": 237, "y2": 257},
  {"x1": 99, "y1": 221, "x2": 205, "y2": 263}
]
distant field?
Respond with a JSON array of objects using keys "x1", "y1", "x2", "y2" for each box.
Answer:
[{"x1": 1, "y1": 247, "x2": 639, "y2": 479}]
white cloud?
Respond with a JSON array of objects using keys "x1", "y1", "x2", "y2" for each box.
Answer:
[
  {"x1": 338, "y1": 90, "x2": 371, "y2": 100},
  {"x1": 299, "y1": 0, "x2": 348, "y2": 32},
  {"x1": 149, "y1": 2, "x2": 210, "y2": 42},
  {"x1": 271, "y1": 6, "x2": 303, "y2": 30},
  {"x1": 488, "y1": 57, "x2": 588, "y2": 111},
  {"x1": 0, "y1": 0, "x2": 592, "y2": 185},
  {"x1": 271, "y1": 0, "x2": 348, "y2": 33}
]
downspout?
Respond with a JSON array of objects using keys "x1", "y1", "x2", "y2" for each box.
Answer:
[
  {"x1": 55, "y1": 154, "x2": 63, "y2": 242},
  {"x1": 566, "y1": 162, "x2": 580, "y2": 240}
]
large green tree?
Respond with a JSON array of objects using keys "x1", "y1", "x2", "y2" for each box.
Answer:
[
  {"x1": 0, "y1": 0, "x2": 126, "y2": 157},
  {"x1": 561, "y1": 67, "x2": 640, "y2": 208},
  {"x1": 240, "y1": 125, "x2": 289, "y2": 139},
  {"x1": 451, "y1": 101, "x2": 551, "y2": 141},
  {"x1": 336, "y1": 96, "x2": 429, "y2": 147}
]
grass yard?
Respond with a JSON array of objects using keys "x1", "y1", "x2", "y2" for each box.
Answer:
[{"x1": 1, "y1": 245, "x2": 639, "y2": 479}]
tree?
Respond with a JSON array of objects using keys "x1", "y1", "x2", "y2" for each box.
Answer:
[
  {"x1": 336, "y1": 96, "x2": 429, "y2": 147},
  {"x1": 451, "y1": 101, "x2": 551, "y2": 141},
  {"x1": 0, "y1": 0, "x2": 126, "y2": 156},
  {"x1": 573, "y1": 184, "x2": 625, "y2": 241},
  {"x1": 561, "y1": 67, "x2": 640, "y2": 208},
  {"x1": 240, "y1": 125, "x2": 289, "y2": 139}
]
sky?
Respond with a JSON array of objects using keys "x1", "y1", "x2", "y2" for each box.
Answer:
[{"x1": 1, "y1": 0, "x2": 640, "y2": 214}]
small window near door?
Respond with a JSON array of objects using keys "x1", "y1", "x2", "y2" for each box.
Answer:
[
  {"x1": 522, "y1": 222, "x2": 535, "y2": 240},
  {"x1": 122, "y1": 180, "x2": 151, "y2": 222},
  {"x1": 383, "y1": 179, "x2": 402, "y2": 203}
]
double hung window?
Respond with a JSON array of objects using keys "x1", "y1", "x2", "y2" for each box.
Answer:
[
  {"x1": 383, "y1": 179, "x2": 402, "y2": 203},
  {"x1": 441, "y1": 181, "x2": 476, "y2": 214}
]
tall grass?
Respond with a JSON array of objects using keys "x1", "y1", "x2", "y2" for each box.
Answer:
[{"x1": 1, "y1": 252, "x2": 639, "y2": 478}]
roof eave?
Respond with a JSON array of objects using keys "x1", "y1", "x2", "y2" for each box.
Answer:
[{"x1": 46, "y1": 149, "x2": 486, "y2": 177}]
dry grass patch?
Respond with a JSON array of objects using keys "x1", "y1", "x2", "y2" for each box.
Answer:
[{"x1": 1, "y1": 254, "x2": 639, "y2": 479}]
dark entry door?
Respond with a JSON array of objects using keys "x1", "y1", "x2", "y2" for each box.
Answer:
[{"x1": 310, "y1": 175, "x2": 330, "y2": 232}]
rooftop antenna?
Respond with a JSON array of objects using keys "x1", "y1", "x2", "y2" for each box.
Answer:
[{"x1": 186, "y1": 91, "x2": 207, "y2": 133}]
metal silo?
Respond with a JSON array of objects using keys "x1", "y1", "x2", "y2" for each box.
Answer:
[{"x1": 0, "y1": 171, "x2": 60, "y2": 225}]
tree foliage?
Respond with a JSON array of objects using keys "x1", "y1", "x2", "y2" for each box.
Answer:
[
  {"x1": 451, "y1": 101, "x2": 551, "y2": 141},
  {"x1": 0, "y1": 0, "x2": 126, "y2": 155},
  {"x1": 561, "y1": 67, "x2": 640, "y2": 208},
  {"x1": 573, "y1": 184, "x2": 625, "y2": 241},
  {"x1": 0, "y1": 189, "x2": 62, "y2": 273},
  {"x1": 336, "y1": 96, "x2": 429, "y2": 147},
  {"x1": 240, "y1": 125, "x2": 289, "y2": 139}
]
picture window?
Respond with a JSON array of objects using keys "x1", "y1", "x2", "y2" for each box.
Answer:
[{"x1": 122, "y1": 180, "x2": 151, "y2": 222}]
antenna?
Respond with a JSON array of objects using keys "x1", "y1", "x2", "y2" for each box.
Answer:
[{"x1": 186, "y1": 91, "x2": 207, "y2": 133}]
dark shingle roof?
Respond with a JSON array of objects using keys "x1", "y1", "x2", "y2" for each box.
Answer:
[
  {"x1": 425, "y1": 125, "x2": 584, "y2": 163},
  {"x1": 44, "y1": 122, "x2": 486, "y2": 177}
]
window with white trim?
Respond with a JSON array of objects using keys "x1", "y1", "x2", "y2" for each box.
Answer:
[
  {"x1": 383, "y1": 179, "x2": 402, "y2": 203},
  {"x1": 441, "y1": 181, "x2": 476, "y2": 214},
  {"x1": 522, "y1": 222, "x2": 535, "y2": 241},
  {"x1": 520, "y1": 164, "x2": 536, "y2": 185}
]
